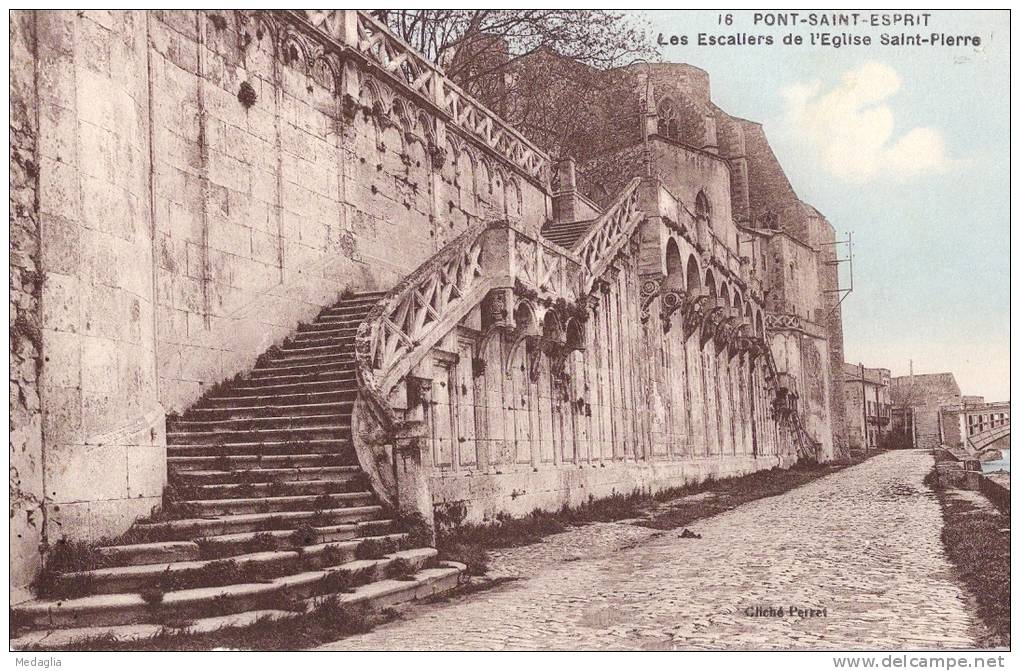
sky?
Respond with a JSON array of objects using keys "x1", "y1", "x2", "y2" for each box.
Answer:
[{"x1": 639, "y1": 10, "x2": 1010, "y2": 400}]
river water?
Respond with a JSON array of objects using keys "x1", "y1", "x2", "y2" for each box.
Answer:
[{"x1": 981, "y1": 448, "x2": 1010, "y2": 473}]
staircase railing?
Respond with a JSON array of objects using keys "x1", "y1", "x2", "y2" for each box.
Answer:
[
  {"x1": 296, "y1": 10, "x2": 550, "y2": 182},
  {"x1": 351, "y1": 181, "x2": 649, "y2": 508},
  {"x1": 354, "y1": 218, "x2": 499, "y2": 437},
  {"x1": 572, "y1": 177, "x2": 643, "y2": 292}
]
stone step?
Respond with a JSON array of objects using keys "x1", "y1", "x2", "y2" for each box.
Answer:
[
  {"x1": 199, "y1": 519, "x2": 395, "y2": 551},
  {"x1": 11, "y1": 563, "x2": 464, "y2": 649},
  {"x1": 320, "y1": 298, "x2": 378, "y2": 310},
  {"x1": 188, "y1": 478, "x2": 365, "y2": 499},
  {"x1": 314, "y1": 297, "x2": 384, "y2": 313},
  {"x1": 167, "y1": 453, "x2": 353, "y2": 472},
  {"x1": 14, "y1": 548, "x2": 437, "y2": 630},
  {"x1": 172, "y1": 465, "x2": 362, "y2": 485},
  {"x1": 325, "y1": 291, "x2": 387, "y2": 304},
  {"x1": 55, "y1": 533, "x2": 409, "y2": 595},
  {"x1": 310, "y1": 320, "x2": 366, "y2": 331},
  {"x1": 189, "y1": 491, "x2": 376, "y2": 516},
  {"x1": 167, "y1": 425, "x2": 351, "y2": 446},
  {"x1": 183, "y1": 401, "x2": 354, "y2": 421},
  {"x1": 170, "y1": 412, "x2": 352, "y2": 431},
  {"x1": 131, "y1": 505, "x2": 385, "y2": 539},
  {"x1": 279, "y1": 341, "x2": 353, "y2": 355},
  {"x1": 284, "y1": 333, "x2": 356, "y2": 348},
  {"x1": 296, "y1": 321, "x2": 361, "y2": 335},
  {"x1": 225, "y1": 373, "x2": 357, "y2": 394},
  {"x1": 199, "y1": 389, "x2": 356, "y2": 409},
  {"x1": 96, "y1": 541, "x2": 201, "y2": 567},
  {"x1": 264, "y1": 350, "x2": 356, "y2": 367},
  {"x1": 94, "y1": 518, "x2": 395, "y2": 569},
  {"x1": 167, "y1": 438, "x2": 350, "y2": 457},
  {"x1": 248, "y1": 360, "x2": 355, "y2": 378},
  {"x1": 316, "y1": 310, "x2": 375, "y2": 322},
  {"x1": 543, "y1": 227, "x2": 591, "y2": 241}
]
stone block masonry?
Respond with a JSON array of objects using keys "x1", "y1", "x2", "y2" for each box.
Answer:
[{"x1": 11, "y1": 10, "x2": 45, "y2": 604}]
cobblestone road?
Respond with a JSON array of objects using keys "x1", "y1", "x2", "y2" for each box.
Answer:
[{"x1": 320, "y1": 450, "x2": 983, "y2": 650}]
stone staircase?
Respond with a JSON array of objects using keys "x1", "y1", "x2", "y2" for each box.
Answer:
[
  {"x1": 12, "y1": 292, "x2": 463, "y2": 649},
  {"x1": 541, "y1": 218, "x2": 596, "y2": 248}
]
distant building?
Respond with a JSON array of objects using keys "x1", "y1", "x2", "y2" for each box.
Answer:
[
  {"x1": 940, "y1": 400, "x2": 1011, "y2": 450},
  {"x1": 889, "y1": 373, "x2": 962, "y2": 449},
  {"x1": 843, "y1": 363, "x2": 891, "y2": 451}
]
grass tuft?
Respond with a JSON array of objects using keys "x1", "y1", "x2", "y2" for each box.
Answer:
[{"x1": 926, "y1": 469, "x2": 1010, "y2": 647}]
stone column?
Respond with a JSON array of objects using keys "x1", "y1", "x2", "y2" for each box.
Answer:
[
  {"x1": 393, "y1": 426, "x2": 436, "y2": 542},
  {"x1": 552, "y1": 157, "x2": 578, "y2": 223}
]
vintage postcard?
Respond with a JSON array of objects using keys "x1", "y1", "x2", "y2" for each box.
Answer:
[{"x1": 8, "y1": 7, "x2": 1010, "y2": 663}]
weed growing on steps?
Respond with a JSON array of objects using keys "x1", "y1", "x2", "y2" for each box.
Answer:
[
  {"x1": 385, "y1": 557, "x2": 417, "y2": 581},
  {"x1": 437, "y1": 541, "x2": 489, "y2": 576},
  {"x1": 318, "y1": 566, "x2": 373, "y2": 594},
  {"x1": 30, "y1": 539, "x2": 113, "y2": 599},
  {"x1": 317, "y1": 543, "x2": 346, "y2": 567},
  {"x1": 193, "y1": 532, "x2": 282, "y2": 560},
  {"x1": 353, "y1": 537, "x2": 398, "y2": 560},
  {"x1": 288, "y1": 522, "x2": 318, "y2": 547},
  {"x1": 254, "y1": 345, "x2": 282, "y2": 369},
  {"x1": 189, "y1": 372, "x2": 248, "y2": 409},
  {"x1": 395, "y1": 510, "x2": 434, "y2": 549},
  {"x1": 139, "y1": 587, "x2": 165, "y2": 605},
  {"x1": 142, "y1": 484, "x2": 202, "y2": 523},
  {"x1": 31, "y1": 597, "x2": 384, "y2": 650}
]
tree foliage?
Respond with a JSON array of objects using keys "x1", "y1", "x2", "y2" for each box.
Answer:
[{"x1": 370, "y1": 10, "x2": 657, "y2": 159}]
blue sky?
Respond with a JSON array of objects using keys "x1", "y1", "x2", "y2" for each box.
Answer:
[{"x1": 640, "y1": 10, "x2": 1010, "y2": 399}]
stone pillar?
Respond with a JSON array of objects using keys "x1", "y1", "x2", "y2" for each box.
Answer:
[
  {"x1": 703, "y1": 113, "x2": 719, "y2": 154},
  {"x1": 552, "y1": 157, "x2": 579, "y2": 222},
  {"x1": 393, "y1": 427, "x2": 436, "y2": 542},
  {"x1": 35, "y1": 11, "x2": 165, "y2": 543}
]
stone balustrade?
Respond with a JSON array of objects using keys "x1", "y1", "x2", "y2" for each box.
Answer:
[{"x1": 295, "y1": 10, "x2": 550, "y2": 183}]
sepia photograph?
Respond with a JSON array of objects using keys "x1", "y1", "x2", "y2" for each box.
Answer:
[{"x1": 8, "y1": 7, "x2": 1011, "y2": 661}]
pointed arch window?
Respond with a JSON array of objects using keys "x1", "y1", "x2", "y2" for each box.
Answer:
[{"x1": 657, "y1": 98, "x2": 680, "y2": 141}]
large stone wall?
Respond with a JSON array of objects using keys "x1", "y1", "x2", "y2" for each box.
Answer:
[
  {"x1": 10, "y1": 10, "x2": 45, "y2": 604},
  {"x1": 30, "y1": 10, "x2": 165, "y2": 544},
  {"x1": 143, "y1": 10, "x2": 549, "y2": 412}
]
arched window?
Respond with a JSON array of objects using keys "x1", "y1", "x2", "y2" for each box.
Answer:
[
  {"x1": 543, "y1": 310, "x2": 562, "y2": 341},
  {"x1": 665, "y1": 238, "x2": 683, "y2": 288},
  {"x1": 566, "y1": 319, "x2": 585, "y2": 351},
  {"x1": 514, "y1": 301, "x2": 535, "y2": 332},
  {"x1": 657, "y1": 98, "x2": 680, "y2": 141},
  {"x1": 704, "y1": 269, "x2": 717, "y2": 297},
  {"x1": 695, "y1": 190, "x2": 711, "y2": 219},
  {"x1": 686, "y1": 254, "x2": 702, "y2": 293},
  {"x1": 720, "y1": 282, "x2": 730, "y2": 307}
]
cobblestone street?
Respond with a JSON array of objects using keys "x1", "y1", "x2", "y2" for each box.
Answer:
[{"x1": 320, "y1": 450, "x2": 984, "y2": 650}]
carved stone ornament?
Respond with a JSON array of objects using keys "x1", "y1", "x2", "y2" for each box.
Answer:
[
  {"x1": 428, "y1": 142, "x2": 447, "y2": 170},
  {"x1": 639, "y1": 277, "x2": 662, "y2": 323},
  {"x1": 660, "y1": 288, "x2": 686, "y2": 332}
]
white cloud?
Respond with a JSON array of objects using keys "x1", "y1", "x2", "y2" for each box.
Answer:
[{"x1": 783, "y1": 62, "x2": 950, "y2": 183}]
